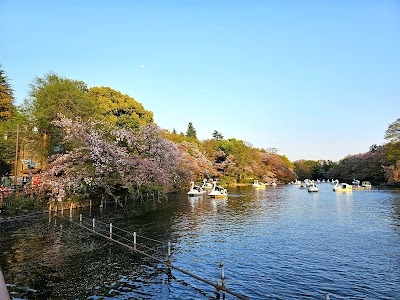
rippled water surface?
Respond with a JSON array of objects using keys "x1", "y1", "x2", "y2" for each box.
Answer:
[{"x1": 1, "y1": 184, "x2": 400, "y2": 299}]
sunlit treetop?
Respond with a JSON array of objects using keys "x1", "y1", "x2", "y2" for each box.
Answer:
[
  {"x1": 0, "y1": 65, "x2": 15, "y2": 121},
  {"x1": 385, "y1": 117, "x2": 400, "y2": 143},
  {"x1": 88, "y1": 86, "x2": 154, "y2": 130}
]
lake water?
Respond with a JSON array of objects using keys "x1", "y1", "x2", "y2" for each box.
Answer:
[{"x1": 1, "y1": 183, "x2": 399, "y2": 299}]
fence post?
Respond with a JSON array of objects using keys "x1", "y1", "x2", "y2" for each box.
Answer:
[
  {"x1": 133, "y1": 232, "x2": 137, "y2": 250},
  {"x1": 79, "y1": 214, "x2": 82, "y2": 224},
  {"x1": 109, "y1": 223, "x2": 113, "y2": 239},
  {"x1": 92, "y1": 218, "x2": 95, "y2": 231},
  {"x1": 220, "y1": 259, "x2": 225, "y2": 290},
  {"x1": 167, "y1": 241, "x2": 171, "y2": 265}
]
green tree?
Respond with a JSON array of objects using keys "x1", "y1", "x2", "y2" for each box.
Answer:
[
  {"x1": 212, "y1": 130, "x2": 223, "y2": 140},
  {"x1": 186, "y1": 122, "x2": 197, "y2": 139},
  {"x1": 24, "y1": 72, "x2": 98, "y2": 154},
  {"x1": 88, "y1": 86, "x2": 153, "y2": 129},
  {"x1": 0, "y1": 65, "x2": 15, "y2": 121},
  {"x1": 369, "y1": 144, "x2": 380, "y2": 153},
  {"x1": 385, "y1": 117, "x2": 400, "y2": 142}
]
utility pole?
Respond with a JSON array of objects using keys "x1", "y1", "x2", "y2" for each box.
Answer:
[{"x1": 14, "y1": 124, "x2": 19, "y2": 186}]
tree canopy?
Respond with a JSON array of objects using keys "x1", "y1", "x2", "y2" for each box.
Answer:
[
  {"x1": 24, "y1": 73, "x2": 98, "y2": 153},
  {"x1": 0, "y1": 65, "x2": 15, "y2": 121},
  {"x1": 212, "y1": 130, "x2": 223, "y2": 140},
  {"x1": 88, "y1": 86, "x2": 153, "y2": 129},
  {"x1": 385, "y1": 117, "x2": 400, "y2": 142},
  {"x1": 26, "y1": 73, "x2": 97, "y2": 128},
  {"x1": 186, "y1": 122, "x2": 197, "y2": 139},
  {"x1": 42, "y1": 115, "x2": 189, "y2": 201}
]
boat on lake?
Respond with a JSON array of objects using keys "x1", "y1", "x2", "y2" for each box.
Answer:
[
  {"x1": 187, "y1": 181, "x2": 206, "y2": 197},
  {"x1": 351, "y1": 179, "x2": 364, "y2": 190},
  {"x1": 361, "y1": 181, "x2": 372, "y2": 188},
  {"x1": 333, "y1": 180, "x2": 353, "y2": 192},
  {"x1": 252, "y1": 180, "x2": 266, "y2": 189},
  {"x1": 308, "y1": 182, "x2": 319, "y2": 192},
  {"x1": 208, "y1": 182, "x2": 228, "y2": 199},
  {"x1": 202, "y1": 179, "x2": 214, "y2": 190}
]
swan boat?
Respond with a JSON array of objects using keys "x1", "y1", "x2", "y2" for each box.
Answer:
[
  {"x1": 294, "y1": 179, "x2": 302, "y2": 185},
  {"x1": 270, "y1": 181, "x2": 277, "y2": 187},
  {"x1": 361, "y1": 181, "x2": 372, "y2": 188},
  {"x1": 208, "y1": 182, "x2": 228, "y2": 199},
  {"x1": 333, "y1": 180, "x2": 353, "y2": 192},
  {"x1": 308, "y1": 183, "x2": 319, "y2": 192},
  {"x1": 252, "y1": 180, "x2": 266, "y2": 189},
  {"x1": 202, "y1": 179, "x2": 214, "y2": 191},
  {"x1": 187, "y1": 181, "x2": 206, "y2": 197}
]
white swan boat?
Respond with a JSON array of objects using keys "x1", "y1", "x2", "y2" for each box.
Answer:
[
  {"x1": 252, "y1": 180, "x2": 266, "y2": 189},
  {"x1": 351, "y1": 179, "x2": 364, "y2": 190},
  {"x1": 361, "y1": 181, "x2": 372, "y2": 188},
  {"x1": 208, "y1": 182, "x2": 228, "y2": 199},
  {"x1": 308, "y1": 183, "x2": 319, "y2": 192},
  {"x1": 294, "y1": 179, "x2": 302, "y2": 185},
  {"x1": 270, "y1": 181, "x2": 277, "y2": 187},
  {"x1": 333, "y1": 180, "x2": 353, "y2": 192},
  {"x1": 187, "y1": 181, "x2": 206, "y2": 197},
  {"x1": 202, "y1": 179, "x2": 214, "y2": 190}
]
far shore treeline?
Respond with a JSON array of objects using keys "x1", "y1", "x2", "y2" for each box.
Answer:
[{"x1": 1, "y1": 67, "x2": 399, "y2": 201}]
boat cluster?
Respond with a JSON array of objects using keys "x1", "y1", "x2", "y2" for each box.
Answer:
[
  {"x1": 252, "y1": 180, "x2": 277, "y2": 188},
  {"x1": 290, "y1": 178, "x2": 372, "y2": 192},
  {"x1": 187, "y1": 179, "x2": 228, "y2": 199}
]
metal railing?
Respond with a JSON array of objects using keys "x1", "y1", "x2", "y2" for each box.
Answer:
[{"x1": 53, "y1": 211, "x2": 249, "y2": 299}]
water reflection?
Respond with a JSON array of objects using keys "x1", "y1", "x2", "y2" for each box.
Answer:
[{"x1": 1, "y1": 185, "x2": 399, "y2": 299}]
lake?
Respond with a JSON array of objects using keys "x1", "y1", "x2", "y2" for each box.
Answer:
[{"x1": 1, "y1": 183, "x2": 399, "y2": 299}]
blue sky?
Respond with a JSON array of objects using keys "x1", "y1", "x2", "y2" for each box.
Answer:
[{"x1": 1, "y1": 0, "x2": 399, "y2": 162}]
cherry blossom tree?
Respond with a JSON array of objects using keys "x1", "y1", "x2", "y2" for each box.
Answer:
[{"x1": 41, "y1": 115, "x2": 190, "y2": 201}]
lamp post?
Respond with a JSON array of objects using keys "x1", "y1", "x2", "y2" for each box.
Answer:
[{"x1": 3, "y1": 124, "x2": 19, "y2": 186}]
